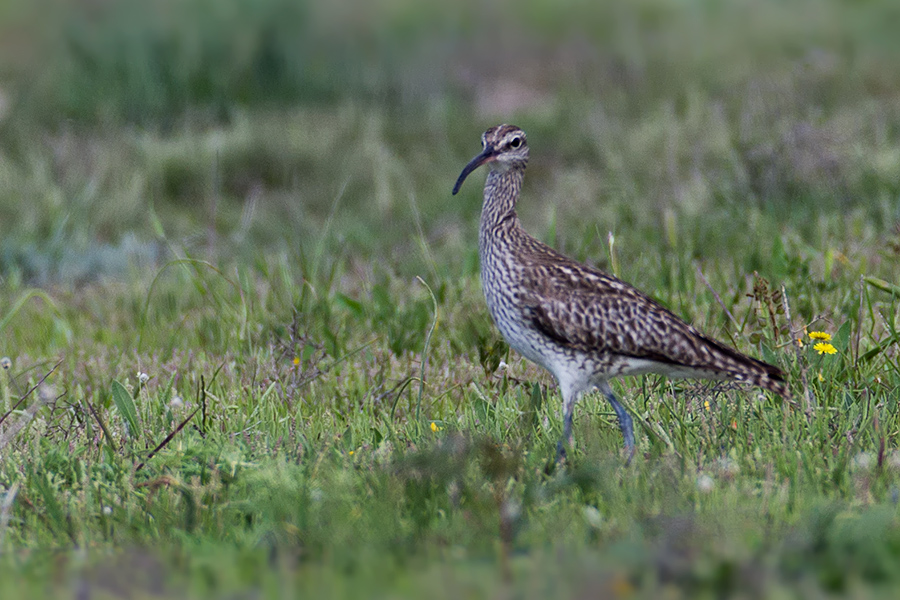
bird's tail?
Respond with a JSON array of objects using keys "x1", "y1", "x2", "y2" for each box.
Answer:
[
  {"x1": 702, "y1": 335, "x2": 796, "y2": 406},
  {"x1": 742, "y1": 359, "x2": 795, "y2": 405}
]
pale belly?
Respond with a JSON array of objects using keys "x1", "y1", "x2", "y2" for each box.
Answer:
[{"x1": 482, "y1": 279, "x2": 558, "y2": 373}]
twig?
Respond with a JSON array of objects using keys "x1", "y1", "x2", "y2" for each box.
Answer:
[
  {"x1": 387, "y1": 375, "x2": 418, "y2": 427},
  {"x1": 781, "y1": 285, "x2": 813, "y2": 413},
  {"x1": 414, "y1": 276, "x2": 439, "y2": 433},
  {"x1": 854, "y1": 275, "x2": 865, "y2": 369},
  {"x1": 200, "y1": 375, "x2": 207, "y2": 436},
  {"x1": 0, "y1": 359, "x2": 63, "y2": 427},
  {"x1": 0, "y1": 393, "x2": 61, "y2": 453},
  {"x1": 136, "y1": 407, "x2": 201, "y2": 472},
  {"x1": 86, "y1": 400, "x2": 118, "y2": 452},
  {"x1": 695, "y1": 263, "x2": 740, "y2": 344}
]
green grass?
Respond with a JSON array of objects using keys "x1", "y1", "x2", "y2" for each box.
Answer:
[
  {"x1": 2, "y1": 0, "x2": 900, "y2": 598},
  {"x1": 3, "y1": 222, "x2": 900, "y2": 598}
]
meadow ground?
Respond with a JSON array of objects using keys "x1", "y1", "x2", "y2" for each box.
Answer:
[{"x1": 2, "y1": 0, "x2": 900, "y2": 597}]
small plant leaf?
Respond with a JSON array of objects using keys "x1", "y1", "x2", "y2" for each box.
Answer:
[
  {"x1": 112, "y1": 380, "x2": 140, "y2": 439},
  {"x1": 864, "y1": 276, "x2": 900, "y2": 296},
  {"x1": 334, "y1": 293, "x2": 366, "y2": 318},
  {"x1": 834, "y1": 321, "x2": 852, "y2": 352},
  {"x1": 371, "y1": 427, "x2": 384, "y2": 446}
]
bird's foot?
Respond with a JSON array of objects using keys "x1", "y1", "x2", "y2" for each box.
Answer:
[
  {"x1": 555, "y1": 439, "x2": 568, "y2": 464},
  {"x1": 623, "y1": 442, "x2": 636, "y2": 465}
]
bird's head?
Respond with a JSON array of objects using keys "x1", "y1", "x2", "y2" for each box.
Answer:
[{"x1": 452, "y1": 124, "x2": 528, "y2": 195}]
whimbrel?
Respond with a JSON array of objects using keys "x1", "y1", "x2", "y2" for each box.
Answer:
[{"x1": 452, "y1": 124, "x2": 791, "y2": 459}]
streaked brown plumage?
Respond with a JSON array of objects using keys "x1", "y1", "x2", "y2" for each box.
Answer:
[{"x1": 453, "y1": 124, "x2": 792, "y2": 459}]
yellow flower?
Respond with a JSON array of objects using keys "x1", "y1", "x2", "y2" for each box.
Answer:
[
  {"x1": 430, "y1": 422, "x2": 441, "y2": 432},
  {"x1": 796, "y1": 338, "x2": 804, "y2": 348},
  {"x1": 292, "y1": 357, "x2": 300, "y2": 366},
  {"x1": 348, "y1": 450, "x2": 354, "y2": 456},
  {"x1": 809, "y1": 331, "x2": 832, "y2": 342},
  {"x1": 703, "y1": 400, "x2": 710, "y2": 410},
  {"x1": 814, "y1": 342, "x2": 837, "y2": 355},
  {"x1": 610, "y1": 574, "x2": 634, "y2": 597},
  {"x1": 817, "y1": 372, "x2": 824, "y2": 382}
]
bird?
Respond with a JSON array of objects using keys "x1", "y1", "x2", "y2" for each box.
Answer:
[{"x1": 452, "y1": 124, "x2": 792, "y2": 460}]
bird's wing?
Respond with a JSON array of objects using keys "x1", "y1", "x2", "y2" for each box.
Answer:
[{"x1": 518, "y1": 257, "x2": 751, "y2": 371}]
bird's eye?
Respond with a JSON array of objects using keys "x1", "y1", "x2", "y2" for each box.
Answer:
[{"x1": 509, "y1": 137, "x2": 522, "y2": 149}]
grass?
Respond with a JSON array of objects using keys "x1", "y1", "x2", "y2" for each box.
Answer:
[
  {"x1": 3, "y1": 214, "x2": 900, "y2": 597},
  {"x1": 2, "y1": 0, "x2": 900, "y2": 597}
]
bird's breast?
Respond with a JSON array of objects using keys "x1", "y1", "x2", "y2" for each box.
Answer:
[{"x1": 479, "y1": 251, "x2": 559, "y2": 371}]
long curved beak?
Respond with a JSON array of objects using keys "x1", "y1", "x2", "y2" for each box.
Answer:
[{"x1": 452, "y1": 145, "x2": 497, "y2": 195}]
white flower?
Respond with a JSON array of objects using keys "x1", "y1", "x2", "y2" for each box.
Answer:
[
  {"x1": 852, "y1": 452, "x2": 874, "y2": 471},
  {"x1": 583, "y1": 506, "x2": 603, "y2": 529},
  {"x1": 38, "y1": 384, "x2": 58, "y2": 403},
  {"x1": 501, "y1": 499, "x2": 521, "y2": 522}
]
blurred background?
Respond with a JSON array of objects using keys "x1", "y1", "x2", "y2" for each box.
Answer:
[{"x1": 0, "y1": 0, "x2": 899, "y2": 285}]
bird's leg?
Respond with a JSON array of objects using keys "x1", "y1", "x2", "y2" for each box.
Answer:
[
  {"x1": 598, "y1": 381, "x2": 635, "y2": 461},
  {"x1": 556, "y1": 387, "x2": 578, "y2": 463}
]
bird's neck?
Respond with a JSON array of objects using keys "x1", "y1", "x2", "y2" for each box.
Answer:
[{"x1": 479, "y1": 167, "x2": 524, "y2": 239}]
